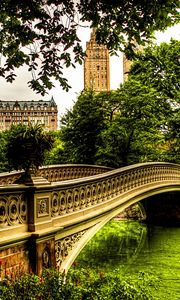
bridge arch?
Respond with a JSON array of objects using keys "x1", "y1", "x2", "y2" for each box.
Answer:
[{"x1": 59, "y1": 183, "x2": 180, "y2": 272}]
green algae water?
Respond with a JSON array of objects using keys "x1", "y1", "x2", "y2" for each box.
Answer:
[{"x1": 76, "y1": 220, "x2": 180, "y2": 299}]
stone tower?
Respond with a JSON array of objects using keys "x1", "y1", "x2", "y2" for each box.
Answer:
[
  {"x1": 84, "y1": 29, "x2": 110, "y2": 92},
  {"x1": 123, "y1": 54, "x2": 132, "y2": 82},
  {"x1": 123, "y1": 43, "x2": 143, "y2": 82}
]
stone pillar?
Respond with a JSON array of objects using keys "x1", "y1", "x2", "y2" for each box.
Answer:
[
  {"x1": 26, "y1": 177, "x2": 53, "y2": 232},
  {"x1": 25, "y1": 176, "x2": 56, "y2": 276},
  {"x1": 28, "y1": 236, "x2": 56, "y2": 276}
]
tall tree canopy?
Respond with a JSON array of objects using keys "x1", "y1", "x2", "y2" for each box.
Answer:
[
  {"x1": 130, "y1": 39, "x2": 180, "y2": 101},
  {"x1": 58, "y1": 40, "x2": 180, "y2": 167},
  {"x1": 0, "y1": 0, "x2": 179, "y2": 94},
  {"x1": 58, "y1": 81, "x2": 169, "y2": 167},
  {"x1": 60, "y1": 90, "x2": 106, "y2": 164},
  {"x1": 96, "y1": 80, "x2": 169, "y2": 167},
  {"x1": 128, "y1": 39, "x2": 180, "y2": 163}
]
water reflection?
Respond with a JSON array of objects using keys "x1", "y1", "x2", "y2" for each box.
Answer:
[
  {"x1": 76, "y1": 220, "x2": 180, "y2": 299},
  {"x1": 77, "y1": 220, "x2": 147, "y2": 271}
]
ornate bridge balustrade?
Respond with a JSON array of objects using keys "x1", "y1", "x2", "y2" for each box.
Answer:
[
  {"x1": 50, "y1": 163, "x2": 180, "y2": 221},
  {"x1": 0, "y1": 164, "x2": 111, "y2": 185},
  {"x1": 0, "y1": 191, "x2": 27, "y2": 228},
  {"x1": 0, "y1": 162, "x2": 180, "y2": 278}
]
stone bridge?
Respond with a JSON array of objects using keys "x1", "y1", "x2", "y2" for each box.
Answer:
[{"x1": 0, "y1": 162, "x2": 180, "y2": 279}]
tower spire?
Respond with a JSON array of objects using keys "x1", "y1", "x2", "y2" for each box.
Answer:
[{"x1": 84, "y1": 29, "x2": 110, "y2": 92}]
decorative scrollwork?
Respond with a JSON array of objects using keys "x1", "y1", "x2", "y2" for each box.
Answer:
[
  {"x1": 51, "y1": 192, "x2": 59, "y2": 217},
  {"x1": 38, "y1": 165, "x2": 110, "y2": 182},
  {"x1": 0, "y1": 194, "x2": 27, "y2": 227},
  {"x1": 48, "y1": 164, "x2": 180, "y2": 221},
  {"x1": 59, "y1": 192, "x2": 66, "y2": 215},
  {"x1": 0, "y1": 163, "x2": 179, "y2": 230},
  {"x1": 79, "y1": 187, "x2": 86, "y2": 209},
  {"x1": 67, "y1": 190, "x2": 73, "y2": 213},
  {"x1": 73, "y1": 189, "x2": 80, "y2": 211},
  {"x1": 42, "y1": 247, "x2": 51, "y2": 268},
  {"x1": 37, "y1": 198, "x2": 49, "y2": 217},
  {"x1": 55, "y1": 230, "x2": 86, "y2": 269},
  {"x1": 0, "y1": 197, "x2": 7, "y2": 225}
]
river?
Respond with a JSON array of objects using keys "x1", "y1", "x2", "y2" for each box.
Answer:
[{"x1": 75, "y1": 220, "x2": 180, "y2": 299}]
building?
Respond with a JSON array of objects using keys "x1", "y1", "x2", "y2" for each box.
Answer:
[
  {"x1": 84, "y1": 29, "x2": 110, "y2": 92},
  {"x1": 123, "y1": 54, "x2": 132, "y2": 82},
  {"x1": 123, "y1": 43, "x2": 143, "y2": 82},
  {"x1": 0, "y1": 97, "x2": 58, "y2": 131}
]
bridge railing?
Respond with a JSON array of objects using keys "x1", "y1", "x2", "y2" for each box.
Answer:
[
  {"x1": 0, "y1": 164, "x2": 111, "y2": 185},
  {"x1": 49, "y1": 162, "x2": 180, "y2": 226},
  {"x1": 0, "y1": 162, "x2": 179, "y2": 240},
  {"x1": 0, "y1": 185, "x2": 29, "y2": 240},
  {"x1": 0, "y1": 164, "x2": 111, "y2": 240}
]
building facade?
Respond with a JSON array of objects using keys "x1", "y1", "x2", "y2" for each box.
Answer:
[
  {"x1": 123, "y1": 43, "x2": 143, "y2": 82},
  {"x1": 84, "y1": 29, "x2": 110, "y2": 92},
  {"x1": 123, "y1": 54, "x2": 132, "y2": 82},
  {"x1": 0, "y1": 97, "x2": 58, "y2": 131}
]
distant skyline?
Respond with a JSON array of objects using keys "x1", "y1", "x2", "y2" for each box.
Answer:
[{"x1": 0, "y1": 24, "x2": 179, "y2": 117}]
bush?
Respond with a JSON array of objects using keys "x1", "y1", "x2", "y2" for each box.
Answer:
[
  {"x1": 6, "y1": 123, "x2": 54, "y2": 175},
  {"x1": 0, "y1": 268, "x2": 158, "y2": 300}
]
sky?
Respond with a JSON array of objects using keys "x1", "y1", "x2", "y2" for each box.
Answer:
[{"x1": 0, "y1": 24, "x2": 179, "y2": 118}]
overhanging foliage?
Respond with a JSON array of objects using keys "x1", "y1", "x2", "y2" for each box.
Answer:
[{"x1": 0, "y1": 0, "x2": 179, "y2": 94}]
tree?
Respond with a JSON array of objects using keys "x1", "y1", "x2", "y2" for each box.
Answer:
[
  {"x1": 44, "y1": 39, "x2": 179, "y2": 167},
  {"x1": 165, "y1": 109, "x2": 180, "y2": 163},
  {"x1": 0, "y1": 0, "x2": 179, "y2": 95},
  {"x1": 0, "y1": 131, "x2": 9, "y2": 172},
  {"x1": 44, "y1": 131, "x2": 65, "y2": 165},
  {"x1": 96, "y1": 79, "x2": 168, "y2": 167},
  {"x1": 58, "y1": 80, "x2": 169, "y2": 167},
  {"x1": 129, "y1": 39, "x2": 180, "y2": 101},
  {"x1": 128, "y1": 39, "x2": 180, "y2": 163},
  {"x1": 60, "y1": 90, "x2": 106, "y2": 164},
  {"x1": 6, "y1": 123, "x2": 54, "y2": 176}
]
